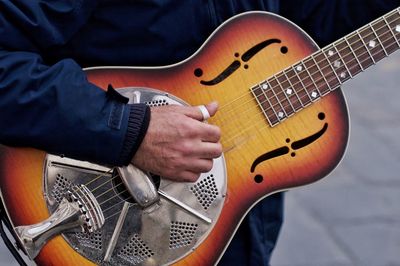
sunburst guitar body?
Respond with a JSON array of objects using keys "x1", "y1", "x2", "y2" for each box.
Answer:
[{"x1": 2, "y1": 8, "x2": 397, "y2": 265}]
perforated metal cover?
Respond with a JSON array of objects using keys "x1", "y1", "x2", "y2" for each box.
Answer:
[
  {"x1": 145, "y1": 99, "x2": 169, "y2": 107},
  {"x1": 76, "y1": 232, "x2": 103, "y2": 251},
  {"x1": 43, "y1": 87, "x2": 227, "y2": 265},
  {"x1": 190, "y1": 174, "x2": 219, "y2": 210},
  {"x1": 169, "y1": 221, "x2": 198, "y2": 249},
  {"x1": 118, "y1": 234, "x2": 154, "y2": 265},
  {"x1": 51, "y1": 174, "x2": 72, "y2": 204}
]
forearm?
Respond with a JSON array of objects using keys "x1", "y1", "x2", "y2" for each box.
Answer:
[{"x1": 0, "y1": 49, "x2": 150, "y2": 166}]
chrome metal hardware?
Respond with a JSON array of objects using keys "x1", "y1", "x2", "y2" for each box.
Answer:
[
  {"x1": 37, "y1": 87, "x2": 227, "y2": 265},
  {"x1": 15, "y1": 183, "x2": 104, "y2": 259},
  {"x1": 117, "y1": 165, "x2": 159, "y2": 208}
]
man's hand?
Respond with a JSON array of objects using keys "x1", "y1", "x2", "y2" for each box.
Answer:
[{"x1": 131, "y1": 102, "x2": 222, "y2": 182}]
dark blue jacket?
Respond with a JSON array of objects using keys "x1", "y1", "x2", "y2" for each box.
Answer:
[{"x1": 0, "y1": 1, "x2": 398, "y2": 265}]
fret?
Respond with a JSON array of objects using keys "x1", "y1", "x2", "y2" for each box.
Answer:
[
  {"x1": 250, "y1": 84, "x2": 278, "y2": 126},
  {"x1": 348, "y1": 31, "x2": 374, "y2": 68},
  {"x1": 299, "y1": 60, "x2": 322, "y2": 101},
  {"x1": 358, "y1": 30, "x2": 376, "y2": 65},
  {"x1": 373, "y1": 17, "x2": 399, "y2": 55},
  {"x1": 383, "y1": 15, "x2": 400, "y2": 47},
  {"x1": 374, "y1": 19, "x2": 399, "y2": 55},
  {"x1": 268, "y1": 78, "x2": 292, "y2": 118},
  {"x1": 343, "y1": 36, "x2": 364, "y2": 71},
  {"x1": 310, "y1": 54, "x2": 332, "y2": 95},
  {"x1": 260, "y1": 82, "x2": 282, "y2": 123},
  {"x1": 358, "y1": 25, "x2": 386, "y2": 63},
  {"x1": 372, "y1": 18, "x2": 398, "y2": 56},
  {"x1": 334, "y1": 44, "x2": 353, "y2": 78},
  {"x1": 385, "y1": 10, "x2": 400, "y2": 52},
  {"x1": 324, "y1": 45, "x2": 351, "y2": 83},
  {"x1": 335, "y1": 40, "x2": 362, "y2": 77},
  {"x1": 259, "y1": 82, "x2": 279, "y2": 115},
  {"x1": 319, "y1": 48, "x2": 342, "y2": 88},
  {"x1": 281, "y1": 70, "x2": 304, "y2": 110},
  {"x1": 293, "y1": 64, "x2": 315, "y2": 103},
  {"x1": 369, "y1": 22, "x2": 388, "y2": 56},
  {"x1": 275, "y1": 75, "x2": 297, "y2": 114},
  {"x1": 288, "y1": 66, "x2": 313, "y2": 107},
  {"x1": 260, "y1": 81, "x2": 287, "y2": 122}
]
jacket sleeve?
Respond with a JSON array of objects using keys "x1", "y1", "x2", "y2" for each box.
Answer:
[{"x1": 0, "y1": 0, "x2": 150, "y2": 166}]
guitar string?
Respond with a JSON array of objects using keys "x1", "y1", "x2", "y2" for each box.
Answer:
[
  {"x1": 95, "y1": 181, "x2": 124, "y2": 202},
  {"x1": 211, "y1": 11, "x2": 400, "y2": 136},
  {"x1": 221, "y1": 34, "x2": 400, "y2": 149},
  {"x1": 94, "y1": 173, "x2": 162, "y2": 210},
  {"x1": 68, "y1": 167, "x2": 130, "y2": 205},
  {"x1": 88, "y1": 171, "x2": 118, "y2": 192},
  {"x1": 215, "y1": 10, "x2": 399, "y2": 120},
  {"x1": 105, "y1": 205, "x2": 128, "y2": 221},
  {"x1": 71, "y1": 166, "x2": 162, "y2": 216},
  {"x1": 101, "y1": 196, "x2": 128, "y2": 213},
  {"x1": 82, "y1": 168, "x2": 113, "y2": 187},
  {"x1": 99, "y1": 175, "x2": 162, "y2": 209},
  {"x1": 68, "y1": 11, "x2": 400, "y2": 220},
  {"x1": 213, "y1": 14, "x2": 400, "y2": 144},
  {"x1": 67, "y1": 179, "x2": 132, "y2": 224}
]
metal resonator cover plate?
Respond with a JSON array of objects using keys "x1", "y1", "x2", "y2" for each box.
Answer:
[{"x1": 43, "y1": 87, "x2": 227, "y2": 265}]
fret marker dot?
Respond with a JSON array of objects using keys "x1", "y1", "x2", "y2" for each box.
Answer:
[
  {"x1": 262, "y1": 84, "x2": 268, "y2": 90},
  {"x1": 295, "y1": 65, "x2": 302, "y2": 71},
  {"x1": 333, "y1": 60, "x2": 341, "y2": 68},
  {"x1": 368, "y1": 40, "x2": 376, "y2": 48},
  {"x1": 278, "y1": 112, "x2": 284, "y2": 118},
  {"x1": 286, "y1": 88, "x2": 293, "y2": 95},
  {"x1": 328, "y1": 50, "x2": 334, "y2": 56},
  {"x1": 340, "y1": 72, "x2": 346, "y2": 78},
  {"x1": 396, "y1": 25, "x2": 400, "y2": 32},
  {"x1": 311, "y1": 91, "x2": 318, "y2": 98}
]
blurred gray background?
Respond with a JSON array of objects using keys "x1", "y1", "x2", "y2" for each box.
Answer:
[{"x1": 1, "y1": 48, "x2": 399, "y2": 266}]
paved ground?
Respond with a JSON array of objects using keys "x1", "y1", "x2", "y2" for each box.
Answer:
[{"x1": 0, "y1": 49, "x2": 399, "y2": 266}]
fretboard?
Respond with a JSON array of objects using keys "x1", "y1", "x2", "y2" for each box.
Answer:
[{"x1": 251, "y1": 7, "x2": 400, "y2": 127}]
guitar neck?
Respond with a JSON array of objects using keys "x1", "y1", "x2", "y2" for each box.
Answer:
[{"x1": 251, "y1": 7, "x2": 400, "y2": 127}]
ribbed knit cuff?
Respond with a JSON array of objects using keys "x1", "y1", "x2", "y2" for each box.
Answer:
[{"x1": 118, "y1": 103, "x2": 150, "y2": 165}]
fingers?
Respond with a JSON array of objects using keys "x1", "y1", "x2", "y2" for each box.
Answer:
[
  {"x1": 176, "y1": 159, "x2": 214, "y2": 182},
  {"x1": 194, "y1": 142, "x2": 222, "y2": 158},
  {"x1": 188, "y1": 158, "x2": 214, "y2": 173},
  {"x1": 177, "y1": 171, "x2": 201, "y2": 183},
  {"x1": 168, "y1": 103, "x2": 221, "y2": 141},
  {"x1": 204, "y1": 101, "x2": 218, "y2": 117},
  {"x1": 180, "y1": 101, "x2": 218, "y2": 121}
]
